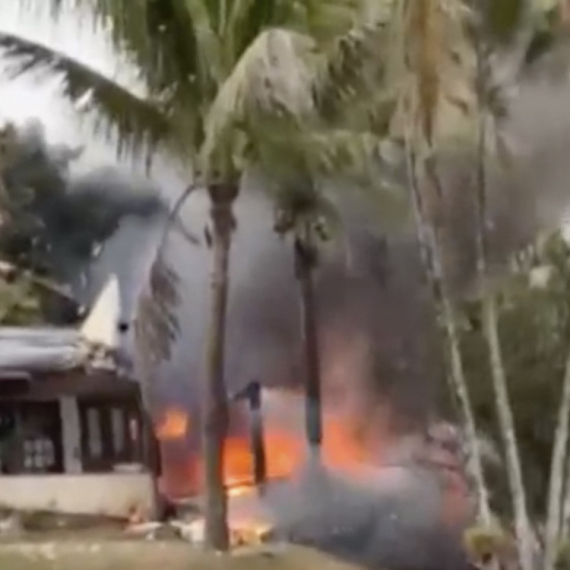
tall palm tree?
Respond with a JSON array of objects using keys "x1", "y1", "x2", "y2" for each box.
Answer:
[
  {"x1": 469, "y1": 3, "x2": 543, "y2": 568},
  {"x1": 0, "y1": 0, "x2": 373, "y2": 549},
  {"x1": 379, "y1": 11, "x2": 548, "y2": 568},
  {"x1": 271, "y1": 173, "x2": 335, "y2": 461},
  {"x1": 376, "y1": 0, "x2": 495, "y2": 529}
]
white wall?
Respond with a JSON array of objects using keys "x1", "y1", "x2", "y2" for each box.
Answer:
[{"x1": 0, "y1": 473, "x2": 154, "y2": 518}]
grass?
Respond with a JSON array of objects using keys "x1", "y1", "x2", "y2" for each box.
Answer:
[{"x1": 0, "y1": 541, "x2": 365, "y2": 570}]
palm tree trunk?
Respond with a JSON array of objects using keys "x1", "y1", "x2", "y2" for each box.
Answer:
[
  {"x1": 481, "y1": 294, "x2": 532, "y2": 570},
  {"x1": 474, "y1": 95, "x2": 532, "y2": 569},
  {"x1": 247, "y1": 382, "x2": 267, "y2": 491},
  {"x1": 294, "y1": 228, "x2": 323, "y2": 461},
  {"x1": 560, "y1": 436, "x2": 570, "y2": 539},
  {"x1": 544, "y1": 352, "x2": 570, "y2": 570},
  {"x1": 202, "y1": 183, "x2": 238, "y2": 551},
  {"x1": 405, "y1": 138, "x2": 492, "y2": 526}
]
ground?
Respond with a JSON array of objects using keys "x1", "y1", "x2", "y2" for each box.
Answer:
[{"x1": 0, "y1": 542, "x2": 366, "y2": 570}]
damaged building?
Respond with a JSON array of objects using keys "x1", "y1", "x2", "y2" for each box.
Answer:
[{"x1": 0, "y1": 276, "x2": 158, "y2": 519}]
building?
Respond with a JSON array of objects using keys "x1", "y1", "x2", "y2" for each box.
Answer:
[{"x1": 0, "y1": 277, "x2": 158, "y2": 519}]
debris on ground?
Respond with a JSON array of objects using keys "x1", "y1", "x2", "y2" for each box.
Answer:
[
  {"x1": 0, "y1": 512, "x2": 23, "y2": 539},
  {"x1": 125, "y1": 517, "x2": 273, "y2": 546}
]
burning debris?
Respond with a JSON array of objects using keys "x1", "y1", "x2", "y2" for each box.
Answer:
[
  {"x1": 151, "y1": 384, "x2": 476, "y2": 569},
  {"x1": 154, "y1": 389, "x2": 399, "y2": 500}
]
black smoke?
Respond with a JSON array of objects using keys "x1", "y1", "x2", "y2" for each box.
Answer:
[{"x1": 0, "y1": 118, "x2": 167, "y2": 323}]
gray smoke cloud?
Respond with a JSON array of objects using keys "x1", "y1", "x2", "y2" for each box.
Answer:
[
  {"x1": 148, "y1": 49, "x2": 570, "y2": 432},
  {"x1": 150, "y1": 187, "x2": 442, "y2": 435},
  {"x1": 265, "y1": 462, "x2": 470, "y2": 570},
  {"x1": 144, "y1": 48, "x2": 570, "y2": 570},
  {"x1": 433, "y1": 55, "x2": 570, "y2": 298}
]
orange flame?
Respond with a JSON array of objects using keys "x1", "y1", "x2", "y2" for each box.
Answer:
[
  {"x1": 155, "y1": 400, "x2": 472, "y2": 534},
  {"x1": 155, "y1": 408, "x2": 189, "y2": 441},
  {"x1": 156, "y1": 404, "x2": 380, "y2": 499}
]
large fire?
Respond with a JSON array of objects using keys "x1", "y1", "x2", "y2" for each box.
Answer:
[{"x1": 154, "y1": 397, "x2": 381, "y2": 499}]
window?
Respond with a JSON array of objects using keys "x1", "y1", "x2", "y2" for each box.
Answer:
[
  {"x1": 0, "y1": 401, "x2": 63, "y2": 475},
  {"x1": 87, "y1": 408, "x2": 103, "y2": 458},
  {"x1": 79, "y1": 399, "x2": 143, "y2": 472},
  {"x1": 23, "y1": 437, "x2": 55, "y2": 471},
  {"x1": 111, "y1": 408, "x2": 125, "y2": 455}
]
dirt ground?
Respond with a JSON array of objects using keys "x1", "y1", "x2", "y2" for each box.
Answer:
[{"x1": 0, "y1": 541, "x2": 365, "y2": 570}]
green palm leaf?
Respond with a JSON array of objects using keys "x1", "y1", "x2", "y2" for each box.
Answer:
[{"x1": 0, "y1": 31, "x2": 173, "y2": 158}]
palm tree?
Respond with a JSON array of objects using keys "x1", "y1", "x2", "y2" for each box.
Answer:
[
  {"x1": 0, "y1": 0, "x2": 371, "y2": 549},
  {"x1": 378, "y1": 0, "x2": 494, "y2": 528},
  {"x1": 469, "y1": 4, "x2": 541, "y2": 568},
  {"x1": 271, "y1": 174, "x2": 334, "y2": 461},
  {"x1": 380, "y1": 10, "x2": 550, "y2": 568}
]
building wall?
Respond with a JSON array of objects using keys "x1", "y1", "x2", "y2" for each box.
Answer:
[{"x1": 0, "y1": 473, "x2": 154, "y2": 518}]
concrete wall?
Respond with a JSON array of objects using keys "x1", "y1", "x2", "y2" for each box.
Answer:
[{"x1": 0, "y1": 473, "x2": 154, "y2": 518}]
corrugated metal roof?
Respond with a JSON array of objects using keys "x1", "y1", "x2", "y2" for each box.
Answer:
[
  {"x1": 0, "y1": 276, "x2": 131, "y2": 378},
  {"x1": 0, "y1": 327, "x2": 124, "y2": 376},
  {"x1": 0, "y1": 328, "x2": 89, "y2": 374}
]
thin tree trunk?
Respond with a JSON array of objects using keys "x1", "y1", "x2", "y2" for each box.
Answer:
[
  {"x1": 482, "y1": 294, "x2": 532, "y2": 570},
  {"x1": 561, "y1": 434, "x2": 570, "y2": 539},
  {"x1": 544, "y1": 352, "x2": 570, "y2": 570},
  {"x1": 294, "y1": 228, "x2": 323, "y2": 461},
  {"x1": 405, "y1": 137, "x2": 492, "y2": 526},
  {"x1": 202, "y1": 183, "x2": 238, "y2": 551},
  {"x1": 473, "y1": 70, "x2": 532, "y2": 568}
]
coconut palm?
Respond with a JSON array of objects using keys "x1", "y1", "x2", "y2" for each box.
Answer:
[
  {"x1": 0, "y1": 0, "x2": 385, "y2": 549},
  {"x1": 269, "y1": 172, "x2": 335, "y2": 461},
  {"x1": 367, "y1": 0, "x2": 495, "y2": 532},
  {"x1": 343, "y1": 1, "x2": 551, "y2": 550}
]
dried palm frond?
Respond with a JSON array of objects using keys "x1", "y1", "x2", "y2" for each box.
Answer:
[
  {"x1": 135, "y1": 255, "x2": 181, "y2": 366},
  {"x1": 133, "y1": 184, "x2": 199, "y2": 371},
  {"x1": 387, "y1": 0, "x2": 476, "y2": 152}
]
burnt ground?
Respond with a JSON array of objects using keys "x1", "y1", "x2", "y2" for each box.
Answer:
[{"x1": 0, "y1": 542, "x2": 365, "y2": 570}]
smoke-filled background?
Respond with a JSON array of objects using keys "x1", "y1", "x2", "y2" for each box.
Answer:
[
  {"x1": 146, "y1": 52, "x2": 570, "y2": 431},
  {"x1": 5, "y1": 40, "x2": 570, "y2": 444},
  {"x1": 4, "y1": 7, "x2": 570, "y2": 570}
]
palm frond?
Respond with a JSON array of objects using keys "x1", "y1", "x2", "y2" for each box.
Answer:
[
  {"x1": 385, "y1": 0, "x2": 476, "y2": 151},
  {"x1": 133, "y1": 183, "x2": 199, "y2": 370},
  {"x1": 254, "y1": 124, "x2": 409, "y2": 230},
  {"x1": 0, "y1": 31, "x2": 174, "y2": 158},
  {"x1": 181, "y1": 0, "x2": 224, "y2": 83},
  {"x1": 312, "y1": 4, "x2": 393, "y2": 124},
  {"x1": 135, "y1": 255, "x2": 181, "y2": 366},
  {"x1": 200, "y1": 27, "x2": 317, "y2": 181},
  {"x1": 255, "y1": 125, "x2": 379, "y2": 180}
]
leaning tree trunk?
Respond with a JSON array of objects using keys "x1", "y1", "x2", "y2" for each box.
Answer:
[
  {"x1": 544, "y1": 352, "x2": 570, "y2": 570},
  {"x1": 405, "y1": 138, "x2": 492, "y2": 526},
  {"x1": 481, "y1": 295, "x2": 532, "y2": 570},
  {"x1": 561, "y1": 433, "x2": 570, "y2": 539},
  {"x1": 474, "y1": 100, "x2": 532, "y2": 570},
  {"x1": 294, "y1": 226, "x2": 323, "y2": 461},
  {"x1": 202, "y1": 182, "x2": 238, "y2": 551}
]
